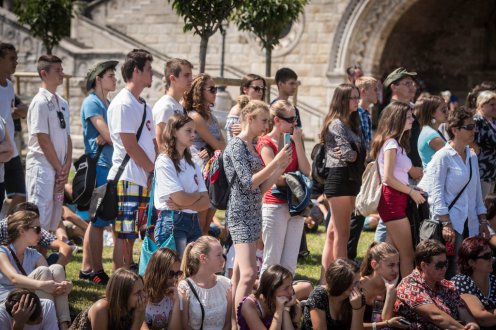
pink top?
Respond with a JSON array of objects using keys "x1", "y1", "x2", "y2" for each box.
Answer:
[{"x1": 378, "y1": 138, "x2": 412, "y2": 185}]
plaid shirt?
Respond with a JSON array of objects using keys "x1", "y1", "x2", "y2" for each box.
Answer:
[
  {"x1": 0, "y1": 218, "x2": 55, "y2": 248},
  {"x1": 358, "y1": 106, "x2": 372, "y2": 151}
]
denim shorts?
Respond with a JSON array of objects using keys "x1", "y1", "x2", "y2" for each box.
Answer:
[{"x1": 154, "y1": 210, "x2": 201, "y2": 259}]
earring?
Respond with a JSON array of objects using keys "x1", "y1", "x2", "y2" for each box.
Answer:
[{"x1": 431, "y1": 118, "x2": 436, "y2": 125}]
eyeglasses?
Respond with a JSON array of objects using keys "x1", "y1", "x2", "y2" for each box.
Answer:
[
  {"x1": 277, "y1": 115, "x2": 298, "y2": 123},
  {"x1": 433, "y1": 260, "x2": 448, "y2": 270},
  {"x1": 396, "y1": 81, "x2": 416, "y2": 88},
  {"x1": 56, "y1": 111, "x2": 66, "y2": 129},
  {"x1": 349, "y1": 96, "x2": 360, "y2": 101},
  {"x1": 27, "y1": 226, "x2": 41, "y2": 234},
  {"x1": 169, "y1": 270, "x2": 184, "y2": 278},
  {"x1": 205, "y1": 86, "x2": 217, "y2": 94},
  {"x1": 458, "y1": 124, "x2": 475, "y2": 131},
  {"x1": 249, "y1": 85, "x2": 266, "y2": 93},
  {"x1": 474, "y1": 252, "x2": 493, "y2": 260}
]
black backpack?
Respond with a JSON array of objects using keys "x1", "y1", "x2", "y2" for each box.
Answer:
[
  {"x1": 72, "y1": 146, "x2": 104, "y2": 209},
  {"x1": 311, "y1": 142, "x2": 328, "y2": 186}
]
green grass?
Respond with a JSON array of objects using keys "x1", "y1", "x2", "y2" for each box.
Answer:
[{"x1": 65, "y1": 218, "x2": 376, "y2": 316}]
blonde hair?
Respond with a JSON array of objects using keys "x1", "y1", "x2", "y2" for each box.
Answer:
[
  {"x1": 181, "y1": 236, "x2": 220, "y2": 278},
  {"x1": 269, "y1": 99, "x2": 293, "y2": 131},
  {"x1": 476, "y1": 90, "x2": 496, "y2": 110},
  {"x1": 355, "y1": 76, "x2": 378, "y2": 91},
  {"x1": 239, "y1": 100, "x2": 270, "y2": 124}
]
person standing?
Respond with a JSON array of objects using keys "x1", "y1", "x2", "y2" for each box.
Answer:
[
  {"x1": 273, "y1": 68, "x2": 302, "y2": 128},
  {"x1": 26, "y1": 55, "x2": 71, "y2": 232},
  {"x1": 79, "y1": 60, "x2": 118, "y2": 285},
  {"x1": 107, "y1": 49, "x2": 157, "y2": 271}
]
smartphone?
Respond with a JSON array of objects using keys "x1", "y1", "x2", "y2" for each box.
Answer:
[
  {"x1": 283, "y1": 133, "x2": 291, "y2": 145},
  {"x1": 398, "y1": 318, "x2": 411, "y2": 326}
]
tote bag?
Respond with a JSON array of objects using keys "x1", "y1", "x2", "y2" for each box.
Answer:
[{"x1": 355, "y1": 161, "x2": 382, "y2": 216}]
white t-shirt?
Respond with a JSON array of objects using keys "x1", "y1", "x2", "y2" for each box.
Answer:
[
  {"x1": 152, "y1": 94, "x2": 184, "y2": 126},
  {"x1": 26, "y1": 88, "x2": 70, "y2": 169},
  {"x1": 378, "y1": 138, "x2": 412, "y2": 185},
  {"x1": 0, "y1": 80, "x2": 17, "y2": 157},
  {"x1": 154, "y1": 154, "x2": 206, "y2": 213},
  {"x1": 107, "y1": 88, "x2": 156, "y2": 187},
  {"x1": 0, "y1": 298, "x2": 58, "y2": 330}
]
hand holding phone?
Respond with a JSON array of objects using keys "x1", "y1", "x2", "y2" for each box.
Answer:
[{"x1": 284, "y1": 133, "x2": 291, "y2": 145}]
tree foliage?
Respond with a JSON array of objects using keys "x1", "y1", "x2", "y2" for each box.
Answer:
[
  {"x1": 234, "y1": 0, "x2": 308, "y2": 76},
  {"x1": 168, "y1": 0, "x2": 239, "y2": 73},
  {"x1": 13, "y1": 0, "x2": 73, "y2": 55}
]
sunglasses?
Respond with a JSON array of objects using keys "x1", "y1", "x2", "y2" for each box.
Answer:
[
  {"x1": 56, "y1": 111, "x2": 66, "y2": 129},
  {"x1": 433, "y1": 260, "x2": 448, "y2": 270},
  {"x1": 205, "y1": 86, "x2": 217, "y2": 94},
  {"x1": 474, "y1": 252, "x2": 493, "y2": 260},
  {"x1": 458, "y1": 124, "x2": 475, "y2": 131},
  {"x1": 28, "y1": 226, "x2": 41, "y2": 234},
  {"x1": 277, "y1": 115, "x2": 297, "y2": 123},
  {"x1": 169, "y1": 270, "x2": 183, "y2": 278},
  {"x1": 249, "y1": 85, "x2": 266, "y2": 93}
]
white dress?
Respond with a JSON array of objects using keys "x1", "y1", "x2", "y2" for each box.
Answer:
[{"x1": 178, "y1": 275, "x2": 231, "y2": 330}]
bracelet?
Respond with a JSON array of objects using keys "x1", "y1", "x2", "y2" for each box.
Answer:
[
  {"x1": 351, "y1": 304, "x2": 364, "y2": 310},
  {"x1": 372, "y1": 322, "x2": 377, "y2": 330},
  {"x1": 284, "y1": 306, "x2": 291, "y2": 312},
  {"x1": 480, "y1": 220, "x2": 489, "y2": 225}
]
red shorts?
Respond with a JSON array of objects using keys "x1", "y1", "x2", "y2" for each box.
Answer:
[{"x1": 377, "y1": 185, "x2": 408, "y2": 222}]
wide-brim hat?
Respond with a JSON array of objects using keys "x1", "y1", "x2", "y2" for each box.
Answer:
[
  {"x1": 85, "y1": 60, "x2": 119, "y2": 92},
  {"x1": 383, "y1": 67, "x2": 417, "y2": 90}
]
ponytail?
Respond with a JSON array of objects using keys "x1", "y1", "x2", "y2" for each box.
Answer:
[
  {"x1": 360, "y1": 241, "x2": 398, "y2": 276},
  {"x1": 180, "y1": 236, "x2": 219, "y2": 279}
]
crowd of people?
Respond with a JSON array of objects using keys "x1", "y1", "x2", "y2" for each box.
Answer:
[{"x1": 0, "y1": 41, "x2": 496, "y2": 330}]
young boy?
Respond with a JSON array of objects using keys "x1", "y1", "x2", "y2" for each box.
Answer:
[
  {"x1": 273, "y1": 67, "x2": 302, "y2": 128},
  {"x1": 26, "y1": 55, "x2": 72, "y2": 231},
  {"x1": 152, "y1": 58, "x2": 193, "y2": 147}
]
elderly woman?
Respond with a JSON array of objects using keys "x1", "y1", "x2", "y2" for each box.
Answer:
[
  {"x1": 419, "y1": 107, "x2": 489, "y2": 279},
  {"x1": 394, "y1": 240, "x2": 479, "y2": 330},
  {"x1": 474, "y1": 91, "x2": 496, "y2": 198},
  {"x1": 452, "y1": 237, "x2": 496, "y2": 329}
]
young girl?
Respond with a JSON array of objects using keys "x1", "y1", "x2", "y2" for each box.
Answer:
[
  {"x1": 321, "y1": 83, "x2": 366, "y2": 266},
  {"x1": 223, "y1": 100, "x2": 292, "y2": 310},
  {"x1": 225, "y1": 74, "x2": 266, "y2": 141},
  {"x1": 143, "y1": 248, "x2": 182, "y2": 330},
  {"x1": 370, "y1": 101, "x2": 425, "y2": 277},
  {"x1": 70, "y1": 268, "x2": 146, "y2": 330},
  {"x1": 301, "y1": 258, "x2": 364, "y2": 330},
  {"x1": 256, "y1": 100, "x2": 311, "y2": 275},
  {"x1": 178, "y1": 236, "x2": 232, "y2": 330},
  {"x1": 238, "y1": 264, "x2": 302, "y2": 329},
  {"x1": 154, "y1": 114, "x2": 210, "y2": 258},
  {"x1": 0, "y1": 211, "x2": 72, "y2": 330},
  {"x1": 183, "y1": 73, "x2": 226, "y2": 235},
  {"x1": 359, "y1": 242, "x2": 408, "y2": 329}
]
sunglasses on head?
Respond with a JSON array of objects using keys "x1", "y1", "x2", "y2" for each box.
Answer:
[
  {"x1": 205, "y1": 86, "x2": 217, "y2": 94},
  {"x1": 433, "y1": 260, "x2": 448, "y2": 270},
  {"x1": 56, "y1": 111, "x2": 66, "y2": 129},
  {"x1": 277, "y1": 115, "x2": 297, "y2": 123},
  {"x1": 458, "y1": 124, "x2": 475, "y2": 131},
  {"x1": 474, "y1": 252, "x2": 493, "y2": 260},
  {"x1": 169, "y1": 270, "x2": 183, "y2": 278},
  {"x1": 28, "y1": 226, "x2": 41, "y2": 234},
  {"x1": 250, "y1": 85, "x2": 266, "y2": 93}
]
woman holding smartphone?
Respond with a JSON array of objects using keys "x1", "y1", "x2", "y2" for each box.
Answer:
[{"x1": 256, "y1": 100, "x2": 310, "y2": 276}]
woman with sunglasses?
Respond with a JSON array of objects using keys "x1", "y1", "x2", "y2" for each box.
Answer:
[
  {"x1": 395, "y1": 239, "x2": 479, "y2": 329},
  {"x1": 419, "y1": 107, "x2": 489, "y2": 279},
  {"x1": 143, "y1": 248, "x2": 182, "y2": 330},
  {"x1": 256, "y1": 100, "x2": 311, "y2": 276},
  {"x1": 183, "y1": 73, "x2": 226, "y2": 234},
  {"x1": 452, "y1": 237, "x2": 496, "y2": 329},
  {"x1": 225, "y1": 74, "x2": 266, "y2": 141},
  {"x1": 0, "y1": 211, "x2": 72, "y2": 330},
  {"x1": 415, "y1": 95, "x2": 448, "y2": 169}
]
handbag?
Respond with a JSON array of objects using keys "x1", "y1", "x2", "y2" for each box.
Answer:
[
  {"x1": 138, "y1": 177, "x2": 176, "y2": 276},
  {"x1": 95, "y1": 101, "x2": 148, "y2": 222},
  {"x1": 72, "y1": 145, "x2": 104, "y2": 209},
  {"x1": 355, "y1": 161, "x2": 382, "y2": 216},
  {"x1": 419, "y1": 158, "x2": 472, "y2": 241}
]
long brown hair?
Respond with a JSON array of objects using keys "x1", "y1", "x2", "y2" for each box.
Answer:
[
  {"x1": 240, "y1": 73, "x2": 266, "y2": 99},
  {"x1": 360, "y1": 242, "x2": 399, "y2": 276},
  {"x1": 6, "y1": 211, "x2": 38, "y2": 244},
  {"x1": 255, "y1": 265, "x2": 293, "y2": 315},
  {"x1": 106, "y1": 268, "x2": 143, "y2": 330},
  {"x1": 320, "y1": 83, "x2": 360, "y2": 142},
  {"x1": 370, "y1": 101, "x2": 412, "y2": 159},
  {"x1": 183, "y1": 73, "x2": 212, "y2": 120},
  {"x1": 414, "y1": 95, "x2": 444, "y2": 127},
  {"x1": 162, "y1": 114, "x2": 195, "y2": 172},
  {"x1": 143, "y1": 248, "x2": 180, "y2": 303}
]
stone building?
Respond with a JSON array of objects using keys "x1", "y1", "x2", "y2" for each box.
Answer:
[{"x1": 1, "y1": 0, "x2": 495, "y2": 155}]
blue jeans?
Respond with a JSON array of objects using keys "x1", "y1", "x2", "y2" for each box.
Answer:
[
  {"x1": 374, "y1": 219, "x2": 387, "y2": 242},
  {"x1": 155, "y1": 210, "x2": 201, "y2": 258}
]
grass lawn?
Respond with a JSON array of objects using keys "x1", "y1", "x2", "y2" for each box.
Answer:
[{"x1": 65, "y1": 217, "x2": 375, "y2": 316}]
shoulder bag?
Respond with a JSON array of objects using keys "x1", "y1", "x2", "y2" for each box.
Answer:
[
  {"x1": 355, "y1": 161, "x2": 382, "y2": 216},
  {"x1": 186, "y1": 278, "x2": 205, "y2": 330}
]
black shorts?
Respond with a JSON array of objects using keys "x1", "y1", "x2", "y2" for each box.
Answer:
[
  {"x1": 324, "y1": 167, "x2": 360, "y2": 198},
  {"x1": 5, "y1": 155, "x2": 26, "y2": 197}
]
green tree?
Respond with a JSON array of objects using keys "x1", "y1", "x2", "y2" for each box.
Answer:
[
  {"x1": 234, "y1": 0, "x2": 308, "y2": 77},
  {"x1": 13, "y1": 0, "x2": 73, "y2": 55},
  {"x1": 168, "y1": 0, "x2": 239, "y2": 73}
]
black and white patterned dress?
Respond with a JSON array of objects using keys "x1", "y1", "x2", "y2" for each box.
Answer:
[
  {"x1": 224, "y1": 137, "x2": 264, "y2": 244},
  {"x1": 452, "y1": 273, "x2": 496, "y2": 310},
  {"x1": 474, "y1": 113, "x2": 496, "y2": 183}
]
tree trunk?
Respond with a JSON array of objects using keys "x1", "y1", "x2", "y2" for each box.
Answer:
[
  {"x1": 199, "y1": 36, "x2": 209, "y2": 73},
  {"x1": 44, "y1": 40, "x2": 53, "y2": 55},
  {"x1": 265, "y1": 47, "x2": 272, "y2": 102}
]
